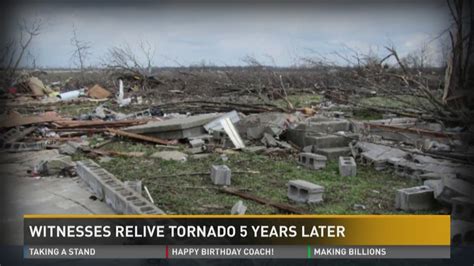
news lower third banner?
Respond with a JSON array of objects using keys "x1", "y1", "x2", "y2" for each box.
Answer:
[{"x1": 23, "y1": 215, "x2": 451, "y2": 259}]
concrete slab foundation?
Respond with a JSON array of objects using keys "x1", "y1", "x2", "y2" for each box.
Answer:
[{"x1": 125, "y1": 113, "x2": 221, "y2": 139}]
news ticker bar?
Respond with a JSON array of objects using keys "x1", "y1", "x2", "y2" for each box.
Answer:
[
  {"x1": 24, "y1": 245, "x2": 450, "y2": 259},
  {"x1": 24, "y1": 215, "x2": 451, "y2": 246}
]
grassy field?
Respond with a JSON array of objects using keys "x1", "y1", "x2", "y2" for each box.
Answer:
[{"x1": 86, "y1": 140, "x2": 422, "y2": 215}]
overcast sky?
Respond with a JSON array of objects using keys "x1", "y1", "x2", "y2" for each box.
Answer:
[{"x1": 5, "y1": 0, "x2": 451, "y2": 68}]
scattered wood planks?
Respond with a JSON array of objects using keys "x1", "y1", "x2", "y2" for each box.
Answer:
[
  {"x1": 107, "y1": 128, "x2": 177, "y2": 145},
  {"x1": 88, "y1": 149, "x2": 145, "y2": 158},
  {"x1": 0, "y1": 111, "x2": 68, "y2": 128}
]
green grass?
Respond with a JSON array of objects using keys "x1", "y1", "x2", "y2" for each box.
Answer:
[
  {"x1": 94, "y1": 141, "x2": 424, "y2": 215},
  {"x1": 352, "y1": 109, "x2": 383, "y2": 120},
  {"x1": 358, "y1": 96, "x2": 408, "y2": 109}
]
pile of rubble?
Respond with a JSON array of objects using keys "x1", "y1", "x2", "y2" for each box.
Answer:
[
  {"x1": 1, "y1": 76, "x2": 472, "y2": 244},
  {"x1": 352, "y1": 117, "x2": 474, "y2": 245}
]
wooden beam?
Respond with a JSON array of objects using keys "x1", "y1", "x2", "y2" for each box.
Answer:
[
  {"x1": 107, "y1": 128, "x2": 177, "y2": 145},
  {"x1": 219, "y1": 187, "x2": 303, "y2": 214}
]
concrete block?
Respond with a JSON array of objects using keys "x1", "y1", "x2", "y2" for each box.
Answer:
[
  {"x1": 302, "y1": 145, "x2": 313, "y2": 152},
  {"x1": 306, "y1": 119, "x2": 350, "y2": 134},
  {"x1": 37, "y1": 155, "x2": 74, "y2": 176},
  {"x1": 423, "y1": 179, "x2": 441, "y2": 190},
  {"x1": 77, "y1": 160, "x2": 164, "y2": 214},
  {"x1": 395, "y1": 186, "x2": 436, "y2": 211},
  {"x1": 231, "y1": 200, "x2": 247, "y2": 215},
  {"x1": 315, "y1": 147, "x2": 351, "y2": 160},
  {"x1": 287, "y1": 179, "x2": 324, "y2": 203},
  {"x1": 285, "y1": 123, "x2": 307, "y2": 147},
  {"x1": 124, "y1": 180, "x2": 142, "y2": 195},
  {"x1": 420, "y1": 173, "x2": 456, "y2": 183},
  {"x1": 210, "y1": 165, "x2": 231, "y2": 185},
  {"x1": 304, "y1": 134, "x2": 353, "y2": 149},
  {"x1": 188, "y1": 146, "x2": 207, "y2": 154},
  {"x1": 189, "y1": 138, "x2": 205, "y2": 148},
  {"x1": 59, "y1": 141, "x2": 81, "y2": 155},
  {"x1": 338, "y1": 156, "x2": 356, "y2": 177},
  {"x1": 246, "y1": 126, "x2": 265, "y2": 140},
  {"x1": 297, "y1": 153, "x2": 327, "y2": 170},
  {"x1": 432, "y1": 177, "x2": 474, "y2": 204}
]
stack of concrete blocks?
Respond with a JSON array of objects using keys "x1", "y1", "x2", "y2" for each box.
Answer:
[
  {"x1": 210, "y1": 165, "x2": 231, "y2": 186},
  {"x1": 297, "y1": 153, "x2": 327, "y2": 170},
  {"x1": 338, "y1": 156, "x2": 357, "y2": 177},
  {"x1": 77, "y1": 160, "x2": 164, "y2": 214},
  {"x1": 287, "y1": 179, "x2": 324, "y2": 203},
  {"x1": 395, "y1": 186, "x2": 436, "y2": 211},
  {"x1": 286, "y1": 118, "x2": 355, "y2": 160}
]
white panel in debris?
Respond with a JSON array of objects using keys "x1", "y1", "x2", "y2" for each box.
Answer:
[
  {"x1": 204, "y1": 110, "x2": 240, "y2": 132},
  {"x1": 220, "y1": 117, "x2": 245, "y2": 149}
]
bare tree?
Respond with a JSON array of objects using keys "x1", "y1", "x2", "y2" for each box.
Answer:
[
  {"x1": 70, "y1": 24, "x2": 91, "y2": 81},
  {"x1": 0, "y1": 18, "x2": 42, "y2": 87},
  {"x1": 403, "y1": 41, "x2": 433, "y2": 70},
  {"x1": 105, "y1": 41, "x2": 157, "y2": 90},
  {"x1": 26, "y1": 50, "x2": 37, "y2": 69}
]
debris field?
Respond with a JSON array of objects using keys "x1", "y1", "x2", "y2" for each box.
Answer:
[{"x1": 1, "y1": 70, "x2": 473, "y2": 245}]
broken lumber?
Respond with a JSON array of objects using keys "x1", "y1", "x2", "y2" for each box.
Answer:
[
  {"x1": 107, "y1": 128, "x2": 177, "y2": 145},
  {"x1": 150, "y1": 100, "x2": 286, "y2": 114},
  {"x1": 0, "y1": 111, "x2": 67, "y2": 128},
  {"x1": 219, "y1": 187, "x2": 303, "y2": 214},
  {"x1": 54, "y1": 119, "x2": 150, "y2": 129},
  {"x1": 154, "y1": 170, "x2": 260, "y2": 179},
  {"x1": 88, "y1": 149, "x2": 145, "y2": 158}
]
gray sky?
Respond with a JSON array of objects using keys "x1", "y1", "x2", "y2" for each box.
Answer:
[{"x1": 7, "y1": 0, "x2": 451, "y2": 67}]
